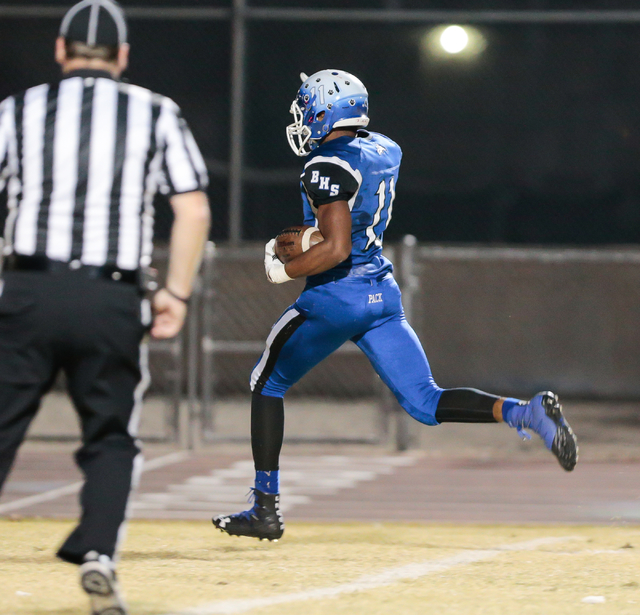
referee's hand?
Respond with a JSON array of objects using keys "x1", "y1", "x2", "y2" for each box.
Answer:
[{"x1": 151, "y1": 289, "x2": 188, "y2": 339}]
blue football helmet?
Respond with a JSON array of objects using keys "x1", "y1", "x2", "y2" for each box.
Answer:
[{"x1": 286, "y1": 69, "x2": 370, "y2": 157}]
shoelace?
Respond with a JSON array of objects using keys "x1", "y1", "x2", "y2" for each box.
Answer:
[
  {"x1": 510, "y1": 407, "x2": 533, "y2": 441},
  {"x1": 516, "y1": 425, "x2": 532, "y2": 441},
  {"x1": 237, "y1": 488, "x2": 258, "y2": 521}
]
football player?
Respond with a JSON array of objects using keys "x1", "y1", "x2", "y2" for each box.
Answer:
[{"x1": 213, "y1": 70, "x2": 578, "y2": 541}]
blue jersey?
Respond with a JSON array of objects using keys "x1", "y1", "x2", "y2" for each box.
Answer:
[{"x1": 300, "y1": 130, "x2": 402, "y2": 281}]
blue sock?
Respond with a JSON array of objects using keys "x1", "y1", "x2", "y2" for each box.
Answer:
[
  {"x1": 255, "y1": 470, "x2": 279, "y2": 495},
  {"x1": 502, "y1": 398, "x2": 524, "y2": 424}
]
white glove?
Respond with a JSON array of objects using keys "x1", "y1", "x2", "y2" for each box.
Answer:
[{"x1": 264, "y1": 238, "x2": 293, "y2": 284}]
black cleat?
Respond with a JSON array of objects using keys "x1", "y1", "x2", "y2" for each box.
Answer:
[
  {"x1": 542, "y1": 392, "x2": 579, "y2": 472},
  {"x1": 212, "y1": 489, "x2": 284, "y2": 541}
]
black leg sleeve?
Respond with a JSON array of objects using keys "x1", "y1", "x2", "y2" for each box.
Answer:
[
  {"x1": 251, "y1": 393, "x2": 284, "y2": 471},
  {"x1": 435, "y1": 388, "x2": 501, "y2": 423}
]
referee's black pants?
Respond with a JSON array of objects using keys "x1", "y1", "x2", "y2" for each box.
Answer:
[{"x1": 0, "y1": 269, "x2": 148, "y2": 565}]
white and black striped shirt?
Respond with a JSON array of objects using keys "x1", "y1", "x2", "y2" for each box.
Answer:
[{"x1": 0, "y1": 69, "x2": 208, "y2": 270}]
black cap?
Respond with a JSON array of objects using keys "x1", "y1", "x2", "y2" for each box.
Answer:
[{"x1": 60, "y1": 0, "x2": 128, "y2": 47}]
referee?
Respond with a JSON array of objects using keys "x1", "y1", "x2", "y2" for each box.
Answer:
[{"x1": 0, "y1": 1, "x2": 210, "y2": 613}]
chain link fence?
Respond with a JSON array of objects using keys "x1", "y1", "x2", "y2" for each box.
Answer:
[{"x1": 411, "y1": 245, "x2": 640, "y2": 398}]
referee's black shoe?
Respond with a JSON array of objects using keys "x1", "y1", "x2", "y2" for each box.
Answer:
[
  {"x1": 79, "y1": 552, "x2": 128, "y2": 615},
  {"x1": 213, "y1": 489, "x2": 284, "y2": 541}
]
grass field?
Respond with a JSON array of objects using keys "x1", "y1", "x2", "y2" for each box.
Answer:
[{"x1": 1, "y1": 519, "x2": 639, "y2": 615}]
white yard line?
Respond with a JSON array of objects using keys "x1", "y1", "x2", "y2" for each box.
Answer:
[
  {"x1": 170, "y1": 536, "x2": 578, "y2": 615},
  {"x1": 0, "y1": 451, "x2": 189, "y2": 515}
]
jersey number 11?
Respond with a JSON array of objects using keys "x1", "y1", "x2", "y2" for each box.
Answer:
[{"x1": 365, "y1": 177, "x2": 396, "y2": 250}]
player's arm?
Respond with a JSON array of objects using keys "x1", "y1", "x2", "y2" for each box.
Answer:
[
  {"x1": 272, "y1": 159, "x2": 358, "y2": 280},
  {"x1": 152, "y1": 191, "x2": 211, "y2": 339},
  {"x1": 283, "y1": 200, "x2": 351, "y2": 278},
  {"x1": 164, "y1": 190, "x2": 211, "y2": 299}
]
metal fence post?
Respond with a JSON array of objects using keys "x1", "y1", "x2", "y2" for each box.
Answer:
[
  {"x1": 395, "y1": 235, "x2": 419, "y2": 451},
  {"x1": 376, "y1": 246, "x2": 395, "y2": 443},
  {"x1": 229, "y1": 0, "x2": 247, "y2": 244},
  {"x1": 201, "y1": 241, "x2": 217, "y2": 438},
  {"x1": 187, "y1": 273, "x2": 202, "y2": 450},
  {"x1": 169, "y1": 333, "x2": 184, "y2": 443}
]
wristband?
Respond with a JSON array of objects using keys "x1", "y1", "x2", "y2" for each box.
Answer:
[
  {"x1": 268, "y1": 261, "x2": 293, "y2": 284},
  {"x1": 165, "y1": 287, "x2": 191, "y2": 305}
]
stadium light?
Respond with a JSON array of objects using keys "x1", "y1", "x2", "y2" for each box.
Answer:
[
  {"x1": 440, "y1": 25, "x2": 469, "y2": 54},
  {"x1": 422, "y1": 25, "x2": 487, "y2": 60}
]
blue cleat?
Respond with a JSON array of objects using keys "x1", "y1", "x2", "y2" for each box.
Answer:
[{"x1": 507, "y1": 391, "x2": 578, "y2": 472}]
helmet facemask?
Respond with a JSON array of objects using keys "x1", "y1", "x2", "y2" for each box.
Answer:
[{"x1": 286, "y1": 101, "x2": 316, "y2": 157}]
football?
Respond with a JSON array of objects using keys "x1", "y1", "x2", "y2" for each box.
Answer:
[{"x1": 274, "y1": 225, "x2": 325, "y2": 263}]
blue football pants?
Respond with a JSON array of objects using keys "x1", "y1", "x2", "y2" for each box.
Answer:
[{"x1": 250, "y1": 273, "x2": 443, "y2": 426}]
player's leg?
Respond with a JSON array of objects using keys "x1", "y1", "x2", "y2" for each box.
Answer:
[
  {"x1": 433, "y1": 386, "x2": 575, "y2": 464},
  {"x1": 57, "y1": 283, "x2": 146, "y2": 573},
  {"x1": 439, "y1": 384, "x2": 577, "y2": 471},
  {"x1": 252, "y1": 297, "x2": 368, "y2": 476},
  {"x1": 214, "y1": 392, "x2": 286, "y2": 541},
  {"x1": 249, "y1": 306, "x2": 316, "y2": 509},
  {"x1": 0, "y1": 273, "x2": 58, "y2": 491},
  {"x1": 58, "y1": 283, "x2": 146, "y2": 615},
  {"x1": 212, "y1": 394, "x2": 288, "y2": 541},
  {"x1": 251, "y1": 392, "x2": 284, "y2": 493},
  {"x1": 354, "y1": 313, "x2": 443, "y2": 425},
  {"x1": 59, "y1": 345, "x2": 144, "y2": 564},
  {"x1": 249, "y1": 305, "x2": 346, "y2": 481},
  {"x1": 213, "y1": 301, "x2": 357, "y2": 540},
  {"x1": 354, "y1": 283, "x2": 577, "y2": 470},
  {"x1": 0, "y1": 382, "x2": 52, "y2": 490}
]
